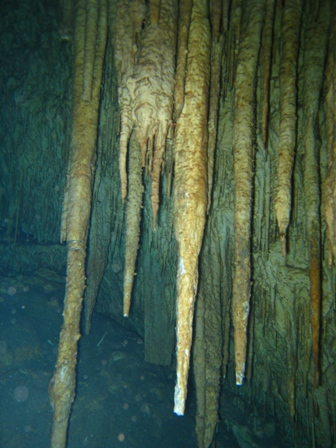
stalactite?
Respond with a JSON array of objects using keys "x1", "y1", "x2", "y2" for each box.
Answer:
[
  {"x1": 173, "y1": 0, "x2": 192, "y2": 121},
  {"x1": 260, "y1": 0, "x2": 275, "y2": 148},
  {"x1": 116, "y1": 0, "x2": 176, "y2": 316},
  {"x1": 222, "y1": 297, "x2": 231, "y2": 378},
  {"x1": 263, "y1": 154, "x2": 271, "y2": 252},
  {"x1": 246, "y1": 291, "x2": 255, "y2": 382},
  {"x1": 324, "y1": 7, "x2": 336, "y2": 267},
  {"x1": 274, "y1": 0, "x2": 302, "y2": 255},
  {"x1": 302, "y1": 0, "x2": 329, "y2": 389},
  {"x1": 164, "y1": 129, "x2": 174, "y2": 196},
  {"x1": 131, "y1": 0, "x2": 176, "y2": 228},
  {"x1": 173, "y1": 0, "x2": 210, "y2": 416},
  {"x1": 114, "y1": 0, "x2": 146, "y2": 202},
  {"x1": 254, "y1": 171, "x2": 264, "y2": 251},
  {"x1": 115, "y1": 0, "x2": 176, "y2": 228},
  {"x1": 49, "y1": 1, "x2": 107, "y2": 446},
  {"x1": 207, "y1": 0, "x2": 224, "y2": 212},
  {"x1": 123, "y1": 133, "x2": 144, "y2": 317},
  {"x1": 232, "y1": 0, "x2": 264, "y2": 386},
  {"x1": 82, "y1": 0, "x2": 98, "y2": 102},
  {"x1": 227, "y1": 0, "x2": 242, "y2": 90}
]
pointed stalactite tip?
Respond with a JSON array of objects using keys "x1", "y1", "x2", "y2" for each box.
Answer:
[
  {"x1": 173, "y1": 384, "x2": 185, "y2": 416},
  {"x1": 236, "y1": 367, "x2": 245, "y2": 386}
]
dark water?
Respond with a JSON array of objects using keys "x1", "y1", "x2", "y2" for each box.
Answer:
[{"x1": 0, "y1": 273, "x2": 198, "y2": 448}]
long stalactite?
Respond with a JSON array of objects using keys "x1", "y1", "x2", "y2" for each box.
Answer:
[
  {"x1": 301, "y1": 0, "x2": 329, "y2": 389},
  {"x1": 274, "y1": 0, "x2": 302, "y2": 255},
  {"x1": 173, "y1": 0, "x2": 192, "y2": 121},
  {"x1": 324, "y1": 5, "x2": 336, "y2": 267},
  {"x1": 173, "y1": 0, "x2": 210, "y2": 415},
  {"x1": 232, "y1": 0, "x2": 264, "y2": 386},
  {"x1": 49, "y1": 1, "x2": 107, "y2": 446},
  {"x1": 207, "y1": 0, "x2": 224, "y2": 212},
  {"x1": 193, "y1": 1, "x2": 225, "y2": 444},
  {"x1": 259, "y1": 0, "x2": 275, "y2": 148}
]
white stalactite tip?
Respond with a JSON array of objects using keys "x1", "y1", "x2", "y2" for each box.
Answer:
[
  {"x1": 174, "y1": 379, "x2": 185, "y2": 416},
  {"x1": 236, "y1": 369, "x2": 245, "y2": 386}
]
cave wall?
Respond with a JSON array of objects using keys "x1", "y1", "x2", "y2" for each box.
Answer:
[
  {"x1": 0, "y1": 0, "x2": 72, "y2": 245},
  {"x1": 1, "y1": 1, "x2": 336, "y2": 447}
]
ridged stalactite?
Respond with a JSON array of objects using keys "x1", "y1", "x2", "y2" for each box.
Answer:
[
  {"x1": 193, "y1": 2, "x2": 226, "y2": 445},
  {"x1": 173, "y1": 0, "x2": 210, "y2": 416},
  {"x1": 207, "y1": 0, "x2": 224, "y2": 211},
  {"x1": 232, "y1": 0, "x2": 264, "y2": 386},
  {"x1": 226, "y1": 0, "x2": 242, "y2": 91},
  {"x1": 50, "y1": 1, "x2": 107, "y2": 447},
  {"x1": 82, "y1": 0, "x2": 99, "y2": 102},
  {"x1": 131, "y1": 0, "x2": 177, "y2": 228},
  {"x1": 123, "y1": 133, "x2": 144, "y2": 317},
  {"x1": 274, "y1": 0, "x2": 302, "y2": 255},
  {"x1": 259, "y1": 0, "x2": 275, "y2": 148},
  {"x1": 324, "y1": 6, "x2": 336, "y2": 267},
  {"x1": 114, "y1": 0, "x2": 147, "y2": 202},
  {"x1": 114, "y1": 0, "x2": 176, "y2": 315},
  {"x1": 301, "y1": 1, "x2": 329, "y2": 389},
  {"x1": 173, "y1": 0, "x2": 192, "y2": 120}
]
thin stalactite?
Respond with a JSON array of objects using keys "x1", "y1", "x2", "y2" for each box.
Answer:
[
  {"x1": 301, "y1": 0, "x2": 329, "y2": 388},
  {"x1": 173, "y1": 0, "x2": 192, "y2": 121},
  {"x1": 123, "y1": 133, "x2": 144, "y2": 317},
  {"x1": 260, "y1": 0, "x2": 275, "y2": 148},
  {"x1": 82, "y1": 0, "x2": 99, "y2": 102},
  {"x1": 232, "y1": 0, "x2": 264, "y2": 386},
  {"x1": 207, "y1": 0, "x2": 224, "y2": 212},
  {"x1": 114, "y1": 0, "x2": 146, "y2": 202},
  {"x1": 274, "y1": 0, "x2": 302, "y2": 255},
  {"x1": 324, "y1": 4, "x2": 336, "y2": 267}
]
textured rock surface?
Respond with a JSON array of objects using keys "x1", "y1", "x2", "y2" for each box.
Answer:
[{"x1": 0, "y1": 1, "x2": 335, "y2": 447}]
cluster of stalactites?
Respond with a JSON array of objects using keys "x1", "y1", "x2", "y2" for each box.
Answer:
[
  {"x1": 115, "y1": 0, "x2": 213, "y2": 419},
  {"x1": 114, "y1": 0, "x2": 177, "y2": 229},
  {"x1": 114, "y1": 0, "x2": 177, "y2": 318}
]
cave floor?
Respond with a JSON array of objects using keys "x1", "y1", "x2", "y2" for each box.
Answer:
[{"x1": 0, "y1": 271, "x2": 202, "y2": 448}]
